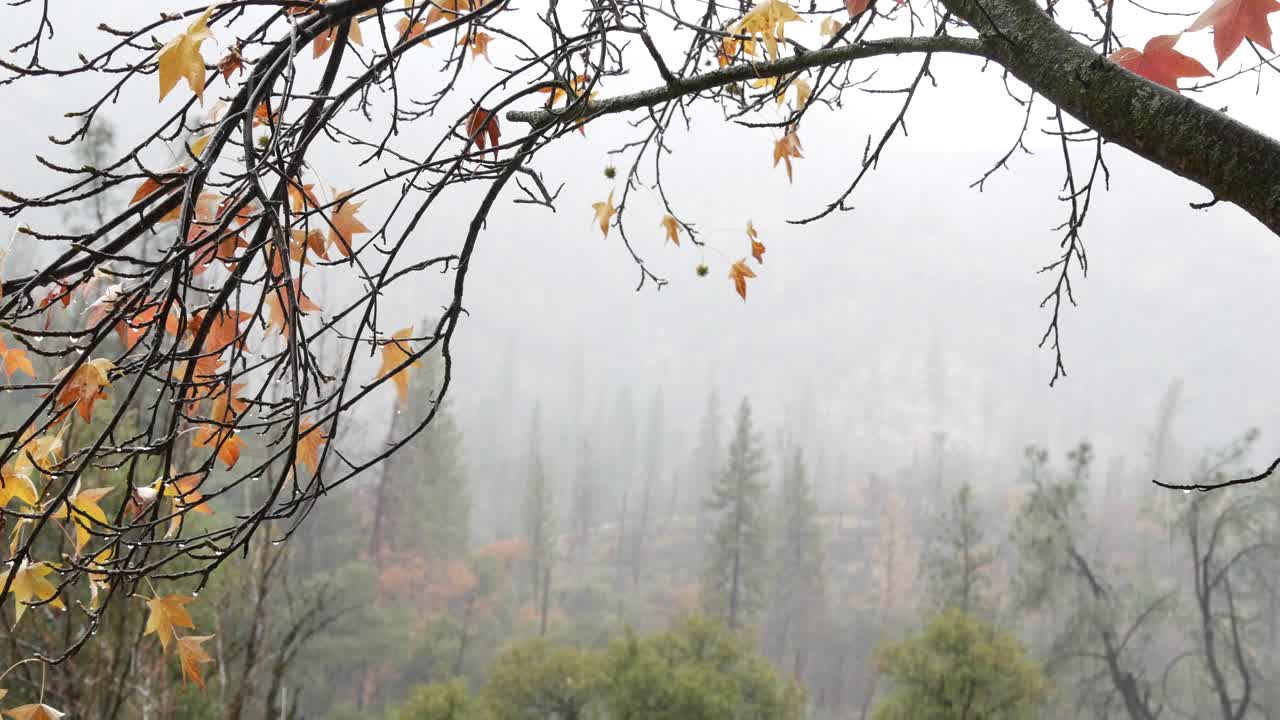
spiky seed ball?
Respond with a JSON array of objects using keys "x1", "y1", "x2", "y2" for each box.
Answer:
[
  {"x1": 603, "y1": 165, "x2": 617, "y2": 179},
  {"x1": 695, "y1": 264, "x2": 709, "y2": 277}
]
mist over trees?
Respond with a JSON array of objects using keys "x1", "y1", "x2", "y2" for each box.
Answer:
[{"x1": 2, "y1": 0, "x2": 1280, "y2": 718}]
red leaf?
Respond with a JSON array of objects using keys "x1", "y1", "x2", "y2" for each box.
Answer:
[
  {"x1": 1187, "y1": 0, "x2": 1280, "y2": 65},
  {"x1": 1108, "y1": 34, "x2": 1211, "y2": 92}
]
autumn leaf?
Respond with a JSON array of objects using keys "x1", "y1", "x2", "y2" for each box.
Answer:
[
  {"x1": 253, "y1": 102, "x2": 278, "y2": 127},
  {"x1": 12, "y1": 431, "x2": 62, "y2": 478},
  {"x1": 52, "y1": 485, "x2": 113, "y2": 554},
  {"x1": 158, "y1": 7, "x2": 216, "y2": 102},
  {"x1": 379, "y1": 327, "x2": 424, "y2": 404},
  {"x1": 735, "y1": 0, "x2": 802, "y2": 61},
  {"x1": 51, "y1": 358, "x2": 115, "y2": 423},
  {"x1": 193, "y1": 421, "x2": 243, "y2": 468},
  {"x1": 288, "y1": 182, "x2": 320, "y2": 213},
  {"x1": 314, "y1": 16, "x2": 365, "y2": 58},
  {"x1": 178, "y1": 635, "x2": 215, "y2": 688},
  {"x1": 144, "y1": 594, "x2": 196, "y2": 651},
  {"x1": 217, "y1": 45, "x2": 243, "y2": 81},
  {"x1": 591, "y1": 191, "x2": 617, "y2": 238},
  {"x1": 290, "y1": 228, "x2": 329, "y2": 265},
  {"x1": 329, "y1": 191, "x2": 371, "y2": 257},
  {"x1": 0, "y1": 471, "x2": 37, "y2": 508},
  {"x1": 772, "y1": 129, "x2": 804, "y2": 181},
  {"x1": 459, "y1": 31, "x2": 494, "y2": 62},
  {"x1": 395, "y1": 17, "x2": 434, "y2": 47},
  {"x1": 465, "y1": 108, "x2": 502, "y2": 157},
  {"x1": 3, "y1": 703, "x2": 65, "y2": 720},
  {"x1": 794, "y1": 77, "x2": 812, "y2": 108},
  {"x1": 661, "y1": 215, "x2": 681, "y2": 246},
  {"x1": 264, "y1": 279, "x2": 321, "y2": 335},
  {"x1": 296, "y1": 418, "x2": 328, "y2": 473},
  {"x1": 426, "y1": 0, "x2": 478, "y2": 25},
  {"x1": 729, "y1": 259, "x2": 757, "y2": 301},
  {"x1": 4, "y1": 348, "x2": 34, "y2": 379},
  {"x1": 164, "y1": 472, "x2": 214, "y2": 515},
  {"x1": 130, "y1": 165, "x2": 187, "y2": 207},
  {"x1": 846, "y1": 0, "x2": 873, "y2": 16},
  {"x1": 1187, "y1": 0, "x2": 1279, "y2": 65},
  {"x1": 9, "y1": 560, "x2": 64, "y2": 623},
  {"x1": 189, "y1": 307, "x2": 252, "y2": 354},
  {"x1": 820, "y1": 17, "x2": 844, "y2": 36},
  {"x1": 1108, "y1": 34, "x2": 1211, "y2": 92}
]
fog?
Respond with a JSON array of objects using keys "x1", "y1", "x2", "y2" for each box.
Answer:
[{"x1": 3, "y1": 2, "x2": 1280, "y2": 718}]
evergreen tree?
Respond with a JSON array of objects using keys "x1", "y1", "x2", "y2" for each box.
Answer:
[
  {"x1": 631, "y1": 387, "x2": 664, "y2": 585},
  {"x1": 523, "y1": 404, "x2": 555, "y2": 600},
  {"x1": 922, "y1": 483, "x2": 993, "y2": 617},
  {"x1": 704, "y1": 398, "x2": 768, "y2": 629},
  {"x1": 766, "y1": 449, "x2": 826, "y2": 665},
  {"x1": 570, "y1": 435, "x2": 597, "y2": 568}
]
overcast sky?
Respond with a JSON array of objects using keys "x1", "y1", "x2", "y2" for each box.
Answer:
[{"x1": 2, "y1": 1, "x2": 1278, "y2": 489}]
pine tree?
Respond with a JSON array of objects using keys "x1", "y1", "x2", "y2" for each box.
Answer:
[
  {"x1": 630, "y1": 387, "x2": 664, "y2": 585},
  {"x1": 690, "y1": 386, "x2": 722, "y2": 572},
  {"x1": 703, "y1": 398, "x2": 768, "y2": 629},
  {"x1": 570, "y1": 435, "x2": 597, "y2": 568},
  {"x1": 922, "y1": 483, "x2": 992, "y2": 616},
  {"x1": 766, "y1": 448, "x2": 826, "y2": 670},
  {"x1": 523, "y1": 404, "x2": 555, "y2": 600}
]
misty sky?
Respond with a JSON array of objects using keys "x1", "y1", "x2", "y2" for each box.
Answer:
[{"x1": 2, "y1": 1, "x2": 1278, "y2": 489}]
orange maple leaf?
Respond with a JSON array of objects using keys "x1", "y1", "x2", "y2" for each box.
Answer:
[
  {"x1": 661, "y1": 215, "x2": 681, "y2": 246},
  {"x1": 729, "y1": 259, "x2": 757, "y2": 301},
  {"x1": 379, "y1": 327, "x2": 424, "y2": 404},
  {"x1": 328, "y1": 191, "x2": 371, "y2": 257},
  {"x1": 591, "y1": 192, "x2": 617, "y2": 238},
  {"x1": 290, "y1": 228, "x2": 330, "y2": 264},
  {"x1": 458, "y1": 31, "x2": 494, "y2": 62},
  {"x1": 1109, "y1": 34, "x2": 1211, "y2": 92},
  {"x1": 178, "y1": 634, "x2": 215, "y2": 688},
  {"x1": 52, "y1": 358, "x2": 115, "y2": 423},
  {"x1": 264, "y1": 279, "x2": 321, "y2": 335},
  {"x1": 1188, "y1": 0, "x2": 1280, "y2": 65},
  {"x1": 296, "y1": 418, "x2": 328, "y2": 473},
  {"x1": 773, "y1": 130, "x2": 804, "y2": 182},
  {"x1": 287, "y1": 182, "x2": 321, "y2": 213}
]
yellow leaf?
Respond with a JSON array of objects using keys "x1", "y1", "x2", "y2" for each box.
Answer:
[
  {"x1": 660, "y1": 215, "x2": 681, "y2": 246},
  {"x1": 178, "y1": 634, "x2": 215, "y2": 688},
  {"x1": 158, "y1": 7, "x2": 216, "y2": 102},
  {"x1": 794, "y1": 77, "x2": 812, "y2": 108},
  {"x1": 189, "y1": 132, "x2": 213, "y2": 158},
  {"x1": 10, "y1": 561, "x2": 64, "y2": 624},
  {"x1": 3, "y1": 703, "x2": 65, "y2": 720},
  {"x1": 0, "y1": 472, "x2": 37, "y2": 508},
  {"x1": 729, "y1": 258, "x2": 757, "y2": 301},
  {"x1": 591, "y1": 191, "x2": 617, "y2": 238},
  {"x1": 12, "y1": 431, "x2": 63, "y2": 478},
  {"x1": 144, "y1": 594, "x2": 196, "y2": 651},
  {"x1": 379, "y1": 327, "x2": 423, "y2": 404},
  {"x1": 51, "y1": 485, "x2": 112, "y2": 554},
  {"x1": 734, "y1": 0, "x2": 802, "y2": 61}
]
